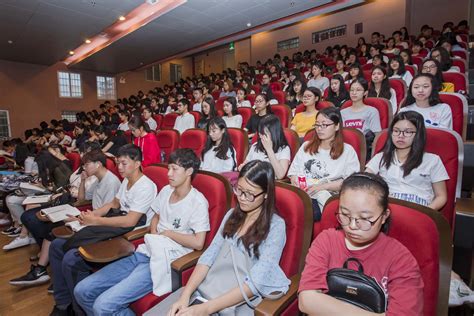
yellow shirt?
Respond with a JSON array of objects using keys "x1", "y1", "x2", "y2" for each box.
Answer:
[
  {"x1": 291, "y1": 111, "x2": 317, "y2": 137},
  {"x1": 441, "y1": 82, "x2": 455, "y2": 93}
]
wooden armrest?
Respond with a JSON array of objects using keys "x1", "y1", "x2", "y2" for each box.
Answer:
[
  {"x1": 78, "y1": 237, "x2": 135, "y2": 263},
  {"x1": 456, "y1": 198, "x2": 474, "y2": 217},
  {"x1": 171, "y1": 250, "x2": 204, "y2": 272},
  {"x1": 36, "y1": 211, "x2": 51, "y2": 222},
  {"x1": 74, "y1": 200, "x2": 92, "y2": 207},
  {"x1": 254, "y1": 274, "x2": 300, "y2": 316},
  {"x1": 277, "y1": 177, "x2": 291, "y2": 184},
  {"x1": 123, "y1": 226, "x2": 150, "y2": 241},
  {"x1": 52, "y1": 225, "x2": 75, "y2": 238}
]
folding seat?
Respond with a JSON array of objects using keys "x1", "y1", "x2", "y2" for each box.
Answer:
[
  {"x1": 272, "y1": 104, "x2": 292, "y2": 128},
  {"x1": 362, "y1": 63, "x2": 373, "y2": 71},
  {"x1": 283, "y1": 128, "x2": 301, "y2": 161},
  {"x1": 227, "y1": 128, "x2": 249, "y2": 166},
  {"x1": 65, "y1": 152, "x2": 81, "y2": 171},
  {"x1": 105, "y1": 157, "x2": 122, "y2": 180},
  {"x1": 161, "y1": 113, "x2": 179, "y2": 130},
  {"x1": 211, "y1": 90, "x2": 221, "y2": 100},
  {"x1": 237, "y1": 107, "x2": 254, "y2": 128},
  {"x1": 389, "y1": 78, "x2": 407, "y2": 111},
  {"x1": 452, "y1": 51, "x2": 467, "y2": 60},
  {"x1": 314, "y1": 197, "x2": 452, "y2": 316},
  {"x1": 405, "y1": 64, "x2": 417, "y2": 77},
  {"x1": 270, "y1": 81, "x2": 283, "y2": 91},
  {"x1": 443, "y1": 72, "x2": 468, "y2": 94},
  {"x1": 359, "y1": 56, "x2": 367, "y2": 65},
  {"x1": 372, "y1": 128, "x2": 463, "y2": 228},
  {"x1": 458, "y1": 33, "x2": 468, "y2": 42},
  {"x1": 419, "y1": 48, "x2": 430, "y2": 57},
  {"x1": 251, "y1": 84, "x2": 261, "y2": 94},
  {"x1": 425, "y1": 40, "x2": 435, "y2": 49},
  {"x1": 452, "y1": 59, "x2": 466, "y2": 73},
  {"x1": 156, "y1": 129, "x2": 180, "y2": 162},
  {"x1": 273, "y1": 90, "x2": 286, "y2": 104},
  {"x1": 152, "y1": 114, "x2": 163, "y2": 130},
  {"x1": 124, "y1": 130, "x2": 133, "y2": 143},
  {"x1": 458, "y1": 42, "x2": 468, "y2": 50},
  {"x1": 189, "y1": 111, "x2": 201, "y2": 127},
  {"x1": 178, "y1": 128, "x2": 207, "y2": 158},
  {"x1": 362, "y1": 69, "x2": 372, "y2": 81},
  {"x1": 215, "y1": 97, "x2": 227, "y2": 113},
  {"x1": 255, "y1": 74, "x2": 264, "y2": 84},
  {"x1": 246, "y1": 94, "x2": 256, "y2": 106},
  {"x1": 412, "y1": 56, "x2": 424, "y2": 68},
  {"x1": 341, "y1": 97, "x2": 392, "y2": 129},
  {"x1": 294, "y1": 100, "x2": 334, "y2": 114},
  {"x1": 439, "y1": 92, "x2": 468, "y2": 140}
]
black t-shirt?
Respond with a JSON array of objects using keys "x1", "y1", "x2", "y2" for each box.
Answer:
[
  {"x1": 245, "y1": 113, "x2": 269, "y2": 134},
  {"x1": 104, "y1": 135, "x2": 128, "y2": 156}
]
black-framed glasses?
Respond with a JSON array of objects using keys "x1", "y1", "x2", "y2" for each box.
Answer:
[
  {"x1": 314, "y1": 123, "x2": 335, "y2": 129},
  {"x1": 336, "y1": 212, "x2": 384, "y2": 231},
  {"x1": 233, "y1": 187, "x2": 265, "y2": 202},
  {"x1": 392, "y1": 129, "x2": 416, "y2": 137}
]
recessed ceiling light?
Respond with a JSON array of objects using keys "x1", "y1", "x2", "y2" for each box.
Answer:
[
  {"x1": 7, "y1": 40, "x2": 13, "y2": 44},
  {"x1": 246, "y1": 22, "x2": 251, "y2": 27},
  {"x1": 119, "y1": 16, "x2": 126, "y2": 21},
  {"x1": 85, "y1": 39, "x2": 91, "y2": 44},
  {"x1": 69, "y1": 51, "x2": 75, "y2": 55}
]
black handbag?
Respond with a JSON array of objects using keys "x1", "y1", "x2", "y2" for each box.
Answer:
[{"x1": 326, "y1": 258, "x2": 387, "y2": 313}]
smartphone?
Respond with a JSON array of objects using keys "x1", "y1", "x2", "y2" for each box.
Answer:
[{"x1": 190, "y1": 296, "x2": 208, "y2": 306}]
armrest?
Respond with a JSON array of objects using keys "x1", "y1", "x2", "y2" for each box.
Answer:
[
  {"x1": 74, "y1": 200, "x2": 92, "y2": 207},
  {"x1": 52, "y1": 225, "x2": 75, "y2": 238},
  {"x1": 78, "y1": 237, "x2": 135, "y2": 263},
  {"x1": 254, "y1": 274, "x2": 300, "y2": 316},
  {"x1": 456, "y1": 198, "x2": 474, "y2": 217},
  {"x1": 36, "y1": 211, "x2": 51, "y2": 222},
  {"x1": 123, "y1": 226, "x2": 150, "y2": 241},
  {"x1": 171, "y1": 250, "x2": 204, "y2": 272}
]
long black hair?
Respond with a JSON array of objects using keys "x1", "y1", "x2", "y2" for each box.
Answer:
[
  {"x1": 326, "y1": 74, "x2": 349, "y2": 108},
  {"x1": 401, "y1": 73, "x2": 442, "y2": 107},
  {"x1": 201, "y1": 96, "x2": 217, "y2": 119},
  {"x1": 380, "y1": 111, "x2": 426, "y2": 177},
  {"x1": 388, "y1": 55, "x2": 408, "y2": 77},
  {"x1": 255, "y1": 114, "x2": 288, "y2": 154},
  {"x1": 35, "y1": 150, "x2": 69, "y2": 187},
  {"x1": 420, "y1": 58, "x2": 444, "y2": 92},
  {"x1": 202, "y1": 117, "x2": 236, "y2": 170},
  {"x1": 223, "y1": 97, "x2": 238, "y2": 116},
  {"x1": 368, "y1": 66, "x2": 392, "y2": 100},
  {"x1": 128, "y1": 115, "x2": 151, "y2": 133}
]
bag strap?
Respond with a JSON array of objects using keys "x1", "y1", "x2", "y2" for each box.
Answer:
[
  {"x1": 343, "y1": 257, "x2": 364, "y2": 273},
  {"x1": 230, "y1": 244, "x2": 257, "y2": 309}
]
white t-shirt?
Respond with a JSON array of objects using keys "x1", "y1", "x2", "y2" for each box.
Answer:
[
  {"x1": 87, "y1": 170, "x2": 121, "y2": 210},
  {"x1": 389, "y1": 88, "x2": 398, "y2": 115},
  {"x1": 192, "y1": 102, "x2": 202, "y2": 112},
  {"x1": 146, "y1": 117, "x2": 158, "y2": 131},
  {"x1": 174, "y1": 112, "x2": 195, "y2": 134},
  {"x1": 115, "y1": 175, "x2": 157, "y2": 223},
  {"x1": 367, "y1": 152, "x2": 449, "y2": 206},
  {"x1": 399, "y1": 103, "x2": 453, "y2": 129},
  {"x1": 59, "y1": 135, "x2": 72, "y2": 146},
  {"x1": 390, "y1": 71, "x2": 413, "y2": 88},
  {"x1": 244, "y1": 143, "x2": 291, "y2": 164},
  {"x1": 288, "y1": 142, "x2": 360, "y2": 182},
  {"x1": 223, "y1": 115, "x2": 243, "y2": 128},
  {"x1": 237, "y1": 100, "x2": 251, "y2": 108},
  {"x1": 307, "y1": 77, "x2": 330, "y2": 94},
  {"x1": 118, "y1": 122, "x2": 130, "y2": 131},
  {"x1": 201, "y1": 146, "x2": 236, "y2": 173}
]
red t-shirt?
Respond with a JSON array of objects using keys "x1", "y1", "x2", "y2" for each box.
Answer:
[
  {"x1": 299, "y1": 229, "x2": 424, "y2": 316},
  {"x1": 134, "y1": 132, "x2": 161, "y2": 168}
]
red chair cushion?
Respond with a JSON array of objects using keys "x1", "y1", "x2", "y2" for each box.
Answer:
[
  {"x1": 272, "y1": 104, "x2": 291, "y2": 128},
  {"x1": 439, "y1": 93, "x2": 466, "y2": 138},
  {"x1": 452, "y1": 59, "x2": 466, "y2": 73},
  {"x1": 65, "y1": 153, "x2": 81, "y2": 171},
  {"x1": 341, "y1": 97, "x2": 391, "y2": 129},
  {"x1": 227, "y1": 128, "x2": 248, "y2": 165},
  {"x1": 283, "y1": 128, "x2": 300, "y2": 161},
  {"x1": 153, "y1": 115, "x2": 163, "y2": 130},
  {"x1": 189, "y1": 112, "x2": 201, "y2": 128},
  {"x1": 442, "y1": 72, "x2": 467, "y2": 93},
  {"x1": 156, "y1": 130, "x2": 180, "y2": 162},
  {"x1": 246, "y1": 94, "x2": 256, "y2": 106},
  {"x1": 105, "y1": 158, "x2": 122, "y2": 180},
  {"x1": 162, "y1": 113, "x2": 179, "y2": 130},
  {"x1": 272, "y1": 91, "x2": 286, "y2": 104},
  {"x1": 237, "y1": 107, "x2": 253, "y2": 128},
  {"x1": 178, "y1": 129, "x2": 207, "y2": 158},
  {"x1": 389, "y1": 78, "x2": 406, "y2": 110}
]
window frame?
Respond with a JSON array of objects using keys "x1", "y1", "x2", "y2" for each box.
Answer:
[
  {"x1": 57, "y1": 71, "x2": 83, "y2": 98},
  {"x1": 96, "y1": 75, "x2": 117, "y2": 100},
  {"x1": 277, "y1": 37, "x2": 300, "y2": 52}
]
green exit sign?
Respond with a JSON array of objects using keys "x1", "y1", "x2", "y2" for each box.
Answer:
[{"x1": 229, "y1": 42, "x2": 235, "y2": 50}]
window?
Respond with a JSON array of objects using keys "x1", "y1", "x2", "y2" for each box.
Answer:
[
  {"x1": 0, "y1": 110, "x2": 11, "y2": 139},
  {"x1": 170, "y1": 64, "x2": 182, "y2": 83},
  {"x1": 96, "y1": 76, "x2": 116, "y2": 100},
  {"x1": 312, "y1": 25, "x2": 347, "y2": 43},
  {"x1": 58, "y1": 71, "x2": 82, "y2": 98},
  {"x1": 145, "y1": 65, "x2": 161, "y2": 81},
  {"x1": 277, "y1": 37, "x2": 299, "y2": 52},
  {"x1": 61, "y1": 111, "x2": 78, "y2": 123}
]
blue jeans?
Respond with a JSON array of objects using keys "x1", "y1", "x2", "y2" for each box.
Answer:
[{"x1": 74, "y1": 252, "x2": 153, "y2": 316}]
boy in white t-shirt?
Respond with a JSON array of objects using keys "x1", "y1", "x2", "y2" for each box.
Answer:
[
  {"x1": 75, "y1": 148, "x2": 210, "y2": 315},
  {"x1": 174, "y1": 99, "x2": 196, "y2": 134}
]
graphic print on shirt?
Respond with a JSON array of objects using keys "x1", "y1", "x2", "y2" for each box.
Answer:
[
  {"x1": 425, "y1": 111, "x2": 441, "y2": 127},
  {"x1": 344, "y1": 119, "x2": 365, "y2": 130},
  {"x1": 172, "y1": 218, "x2": 181, "y2": 229},
  {"x1": 303, "y1": 159, "x2": 330, "y2": 179}
]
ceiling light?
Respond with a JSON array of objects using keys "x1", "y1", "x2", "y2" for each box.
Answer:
[
  {"x1": 69, "y1": 51, "x2": 75, "y2": 55},
  {"x1": 85, "y1": 39, "x2": 91, "y2": 44},
  {"x1": 119, "y1": 16, "x2": 126, "y2": 21},
  {"x1": 7, "y1": 40, "x2": 13, "y2": 44},
  {"x1": 246, "y1": 22, "x2": 252, "y2": 27}
]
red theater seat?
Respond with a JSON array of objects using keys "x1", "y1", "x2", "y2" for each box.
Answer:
[
  {"x1": 215, "y1": 97, "x2": 226, "y2": 113},
  {"x1": 178, "y1": 128, "x2": 207, "y2": 157},
  {"x1": 272, "y1": 90, "x2": 286, "y2": 104},
  {"x1": 443, "y1": 72, "x2": 468, "y2": 94},
  {"x1": 439, "y1": 92, "x2": 468, "y2": 140},
  {"x1": 272, "y1": 104, "x2": 292, "y2": 128},
  {"x1": 105, "y1": 157, "x2": 122, "y2": 180},
  {"x1": 372, "y1": 128, "x2": 462, "y2": 228},
  {"x1": 284, "y1": 128, "x2": 301, "y2": 161},
  {"x1": 162, "y1": 113, "x2": 179, "y2": 130},
  {"x1": 246, "y1": 94, "x2": 256, "y2": 106},
  {"x1": 452, "y1": 51, "x2": 467, "y2": 60},
  {"x1": 412, "y1": 56, "x2": 423, "y2": 68},
  {"x1": 189, "y1": 111, "x2": 201, "y2": 127},
  {"x1": 211, "y1": 90, "x2": 221, "y2": 100},
  {"x1": 237, "y1": 107, "x2": 253, "y2": 128},
  {"x1": 65, "y1": 152, "x2": 81, "y2": 171},
  {"x1": 152, "y1": 114, "x2": 163, "y2": 130},
  {"x1": 452, "y1": 59, "x2": 466, "y2": 73},
  {"x1": 227, "y1": 128, "x2": 249, "y2": 165},
  {"x1": 405, "y1": 65, "x2": 417, "y2": 77},
  {"x1": 295, "y1": 101, "x2": 334, "y2": 114},
  {"x1": 315, "y1": 197, "x2": 452, "y2": 316},
  {"x1": 389, "y1": 78, "x2": 407, "y2": 111},
  {"x1": 156, "y1": 129, "x2": 180, "y2": 162},
  {"x1": 341, "y1": 97, "x2": 392, "y2": 129},
  {"x1": 270, "y1": 81, "x2": 283, "y2": 91}
]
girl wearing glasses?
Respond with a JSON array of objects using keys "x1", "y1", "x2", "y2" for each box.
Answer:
[
  {"x1": 244, "y1": 93, "x2": 272, "y2": 138},
  {"x1": 366, "y1": 111, "x2": 448, "y2": 210},
  {"x1": 399, "y1": 73, "x2": 453, "y2": 129},
  {"x1": 290, "y1": 87, "x2": 321, "y2": 137},
  {"x1": 288, "y1": 107, "x2": 359, "y2": 221},
  {"x1": 299, "y1": 172, "x2": 423, "y2": 315},
  {"x1": 419, "y1": 58, "x2": 455, "y2": 92},
  {"x1": 157, "y1": 160, "x2": 289, "y2": 315},
  {"x1": 201, "y1": 117, "x2": 236, "y2": 173}
]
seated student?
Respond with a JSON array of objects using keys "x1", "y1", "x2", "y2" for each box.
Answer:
[
  {"x1": 260, "y1": 85, "x2": 279, "y2": 105},
  {"x1": 117, "y1": 110, "x2": 131, "y2": 131},
  {"x1": 307, "y1": 61, "x2": 330, "y2": 94},
  {"x1": 10, "y1": 150, "x2": 121, "y2": 287},
  {"x1": 393, "y1": 30, "x2": 409, "y2": 49},
  {"x1": 244, "y1": 93, "x2": 272, "y2": 138},
  {"x1": 174, "y1": 99, "x2": 195, "y2": 134},
  {"x1": 333, "y1": 58, "x2": 348, "y2": 79},
  {"x1": 368, "y1": 66, "x2": 398, "y2": 115},
  {"x1": 151, "y1": 160, "x2": 290, "y2": 315},
  {"x1": 288, "y1": 107, "x2": 359, "y2": 221},
  {"x1": 420, "y1": 58, "x2": 455, "y2": 93},
  {"x1": 236, "y1": 87, "x2": 252, "y2": 108},
  {"x1": 298, "y1": 172, "x2": 423, "y2": 315},
  {"x1": 291, "y1": 87, "x2": 320, "y2": 137},
  {"x1": 201, "y1": 117, "x2": 236, "y2": 173},
  {"x1": 431, "y1": 46, "x2": 460, "y2": 72},
  {"x1": 192, "y1": 87, "x2": 204, "y2": 112},
  {"x1": 129, "y1": 116, "x2": 161, "y2": 167},
  {"x1": 399, "y1": 73, "x2": 453, "y2": 129},
  {"x1": 345, "y1": 63, "x2": 364, "y2": 84},
  {"x1": 67, "y1": 124, "x2": 90, "y2": 153},
  {"x1": 400, "y1": 48, "x2": 414, "y2": 66},
  {"x1": 286, "y1": 78, "x2": 306, "y2": 109},
  {"x1": 326, "y1": 74, "x2": 350, "y2": 108},
  {"x1": 382, "y1": 37, "x2": 400, "y2": 55},
  {"x1": 143, "y1": 108, "x2": 158, "y2": 131},
  {"x1": 197, "y1": 96, "x2": 217, "y2": 129},
  {"x1": 54, "y1": 130, "x2": 72, "y2": 147},
  {"x1": 388, "y1": 55, "x2": 413, "y2": 87},
  {"x1": 219, "y1": 79, "x2": 237, "y2": 98},
  {"x1": 2, "y1": 149, "x2": 72, "y2": 251},
  {"x1": 74, "y1": 149, "x2": 209, "y2": 315},
  {"x1": 48, "y1": 144, "x2": 157, "y2": 315},
  {"x1": 96, "y1": 127, "x2": 128, "y2": 157},
  {"x1": 222, "y1": 97, "x2": 243, "y2": 128},
  {"x1": 367, "y1": 44, "x2": 389, "y2": 64}
]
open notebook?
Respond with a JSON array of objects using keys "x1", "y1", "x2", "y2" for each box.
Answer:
[
  {"x1": 40, "y1": 204, "x2": 81, "y2": 223},
  {"x1": 22, "y1": 194, "x2": 52, "y2": 205}
]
